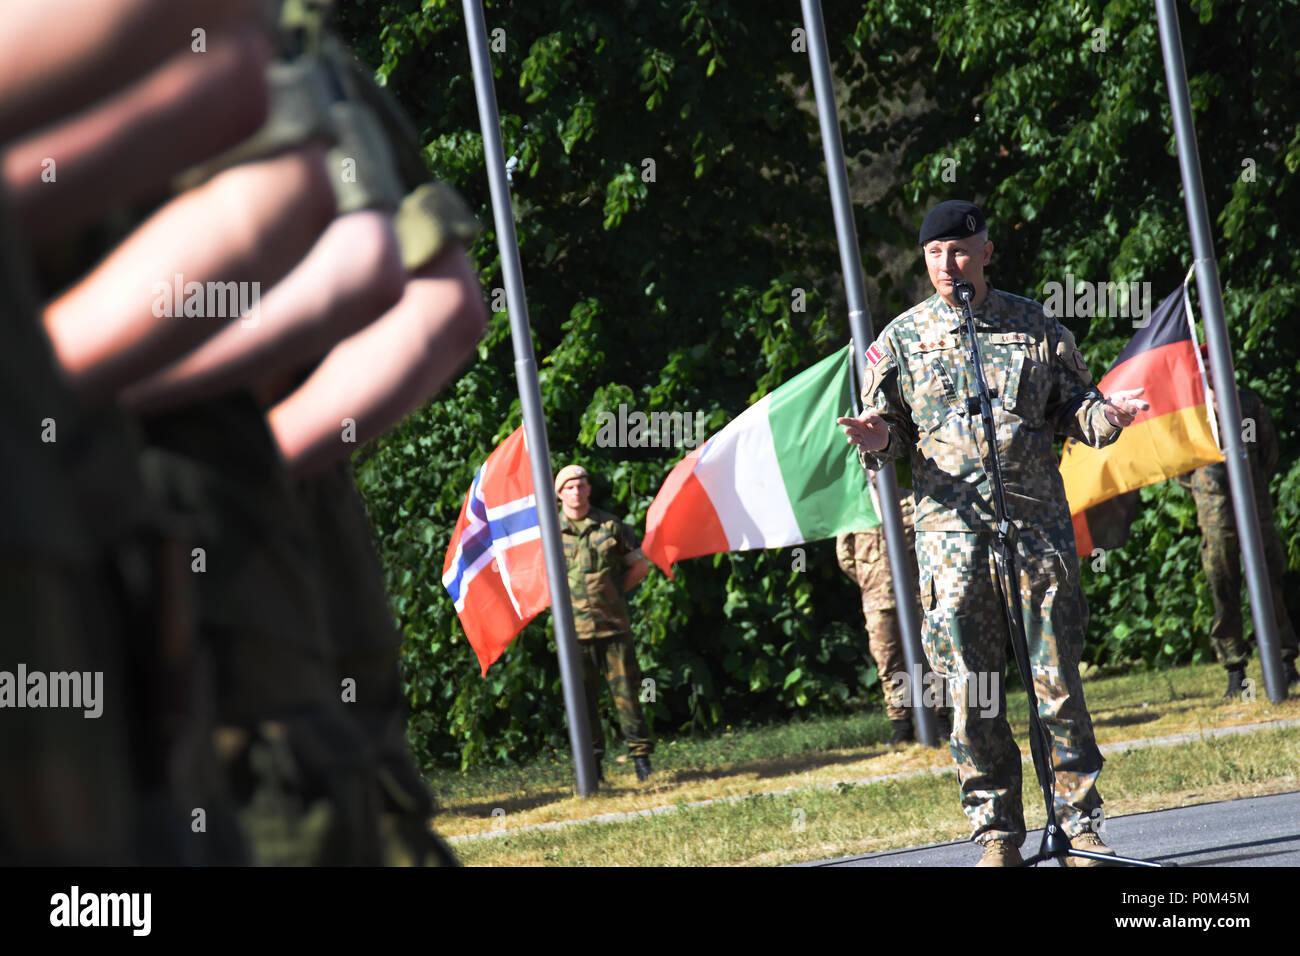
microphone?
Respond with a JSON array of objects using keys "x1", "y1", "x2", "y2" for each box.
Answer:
[{"x1": 953, "y1": 280, "x2": 976, "y2": 304}]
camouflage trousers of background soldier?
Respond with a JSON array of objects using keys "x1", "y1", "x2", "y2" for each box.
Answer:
[
  {"x1": 1198, "y1": 524, "x2": 1299, "y2": 673},
  {"x1": 579, "y1": 633, "x2": 653, "y2": 763}
]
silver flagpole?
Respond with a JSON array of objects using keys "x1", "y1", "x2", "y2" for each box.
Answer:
[
  {"x1": 800, "y1": 0, "x2": 936, "y2": 746},
  {"x1": 1154, "y1": 0, "x2": 1285, "y2": 703},
  {"x1": 462, "y1": 0, "x2": 600, "y2": 792}
]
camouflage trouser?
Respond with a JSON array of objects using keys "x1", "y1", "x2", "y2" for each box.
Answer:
[
  {"x1": 580, "y1": 633, "x2": 653, "y2": 760},
  {"x1": 856, "y1": 527, "x2": 910, "y2": 720},
  {"x1": 916, "y1": 531, "x2": 1103, "y2": 846},
  {"x1": 1199, "y1": 523, "x2": 1299, "y2": 670},
  {"x1": 855, "y1": 527, "x2": 944, "y2": 722},
  {"x1": 867, "y1": 608, "x2": 911, "y2": 721}
]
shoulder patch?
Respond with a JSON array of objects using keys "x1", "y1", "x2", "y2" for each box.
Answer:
[{"x1": 859, "y1": 340, "x2": 896, "y2": 404}]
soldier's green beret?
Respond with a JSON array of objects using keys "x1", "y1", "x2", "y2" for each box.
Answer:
[{"x1": 918, "y1": 200, "x2": 986, "y2": 245}]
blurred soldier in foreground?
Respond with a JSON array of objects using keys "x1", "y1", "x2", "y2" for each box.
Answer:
[
  {"x1": 2, "y1": 0, "x2": 484, "y2": 864},
  {"x1": 837, "y1": 200, "x2": 1148, "y2": 867},
  {"x1": 555, "y1": 465, "x2": 655, "y2": 783},
  {"x1": 1181, "y1": 344, "x2": 1300, "y2": 700},
  {"x1": 836, "y1": 487, "x2": 950, "y2": 746}
]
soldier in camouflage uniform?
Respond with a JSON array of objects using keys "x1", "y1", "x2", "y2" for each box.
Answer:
[
  {"x1": 836, "y1": 488, "x2": 950, "y2": 745},
  {"x1": 837, "y1": 201, "x2": 1149, "y2": 867},
  {"x1": 555, "y1": 465, "x2": 655, "y2": 783},
  {"x1": 1, "y1": 2, "x2": 280, "y2": 865},
  {"x1": 1182, "y1": 346, "x2": 1300, "y2": 699}
]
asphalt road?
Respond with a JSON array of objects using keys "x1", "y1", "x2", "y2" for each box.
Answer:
[{"x1": 805, "y1": 789, "x2": 1300, "y2": 867}]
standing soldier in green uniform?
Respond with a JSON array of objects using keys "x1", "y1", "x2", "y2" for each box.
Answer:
[
  {"x1": 836, "y1": 487, "x2": 950, "y2": 745},
  {"x1": 1183, "y1": 344, "x2": 1300, "y2": 699},
  {"x1": 837, "y1": 200, "x2": 1149, "y2": 866},
  {"x1": 555, "y1": 465, "x2": 655, "y2": 783}
]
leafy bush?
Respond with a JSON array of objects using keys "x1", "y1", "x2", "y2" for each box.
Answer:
[{"x1": 339, "y1": 0, "x2": 1300, "y2": 769}]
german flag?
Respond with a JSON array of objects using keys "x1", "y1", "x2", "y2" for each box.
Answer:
[{"x1": 1060, "y1": 285, "x2": 1222, "y2": 556}]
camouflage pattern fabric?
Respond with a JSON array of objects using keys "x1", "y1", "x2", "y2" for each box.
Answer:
[
  {"x1": 860, "y1": 288, "x2": 1119, "y2": 846},
  {"x1": 837, "y1": 492, "x2": 921, "y2": 721},
  {"x1": 859, "y1": 288, "x2": 1122, "y2": 553},
  {"x1": 580, "y1": 634, "x2": 653, "y2": 760},
  {"x1": 917, "y1": 531, "x2": 1103, "y2": 844},
  {"x1": 561, "y1": 507, "x2": 653, "y2": 758},
  {"x1": 1188, "y1": 388, "x2": 1297, "y2": 669},
  {"x1": 139, "y1": 394, "x2": 384, "y2": 865},
  {"x1": 561, "y1": 507, "x2": 643, "y2": 640},
  {"x1": 1189, "y1": 388, "x2": 1279, "y2": 530},
  {"x1": 298, "y1": 460, "x2": 458, "y2": 866}
]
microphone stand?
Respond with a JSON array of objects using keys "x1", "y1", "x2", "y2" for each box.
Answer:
[{"x1": 952, "y1": 280, "x2": 1162, "y2": 868}]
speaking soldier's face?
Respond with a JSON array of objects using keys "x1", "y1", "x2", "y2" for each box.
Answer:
[{"x1": 924, "y1": 233, "x2": 993, "y2": 305}]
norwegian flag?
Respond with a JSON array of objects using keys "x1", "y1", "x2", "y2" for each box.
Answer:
[{"x1": 442, "y1": 426, "x2": 550, "y2": 675}]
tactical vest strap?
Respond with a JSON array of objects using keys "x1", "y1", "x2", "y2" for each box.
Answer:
[
  {"x1": 172, "y1": 55, "x2": 338, "y2": 193},
  {"x1": 326, "y1": 100, "x2": 406, "y2": 214}
]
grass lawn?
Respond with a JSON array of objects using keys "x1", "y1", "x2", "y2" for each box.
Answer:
[{"x1": 423, "y1": 659, "x2": 1300, "y2": 865}]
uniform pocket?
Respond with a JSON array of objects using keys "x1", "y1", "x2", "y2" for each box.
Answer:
[
  {"x1": 1002, "y1": 348, "x2": 1052, "y2": 427},
  {"x1": 907, "y1": 342, "x2": 964, "y2": 434}
]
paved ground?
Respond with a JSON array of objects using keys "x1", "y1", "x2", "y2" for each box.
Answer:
[{"x1": 804, "y1": 788, "x2": 1300, "y2": 866}]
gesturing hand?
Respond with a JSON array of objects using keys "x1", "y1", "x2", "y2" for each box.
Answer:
[
  {"x1": 1102, "y1": 387, "x2": 1150, "y2": 428},
  {"x1": 836, "y1": 413, "x2": 890, "y2": 451}
]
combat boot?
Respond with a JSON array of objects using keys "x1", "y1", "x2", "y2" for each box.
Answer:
[
  {"x1": 634, "y1": 756, "x2": 653, "y2": 782},
  {"x1": 1285, "y1": 663, "x2": 1300, "y2": 693},
  {"x1": 975, "y1": 840, "x2": 1022, "y2": 867},
  {"x1": 1066, "y1": 831, "x2": 1118, "y2": 867},
  {"x1": 1222, "y1": 666, "x2": 1247, "y2": 701},
  {"x1": 888, "y1": 719, "x2": 914, "y2": 746}
]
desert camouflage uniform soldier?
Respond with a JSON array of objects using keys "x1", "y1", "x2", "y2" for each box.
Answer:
[
  {"x1": 555, "y1": 465, "x2": 655, "y2": 783},
  {"x1": 836, "y1": 489, "x2": 950, "y2": 744},
  {"x1": 837, "y1": 200, "x2": 1150, "y2": 867},
  {"x1": 1181, "y1": 354, "x2": 1300, "y2": 698}
]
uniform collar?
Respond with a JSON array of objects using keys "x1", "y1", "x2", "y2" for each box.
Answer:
[
  {"x1": 940, "y1": 286, "x2": 1003, "y2": 333},
  {"x1": 562, "y1": 507, "x2": 604, "y2": 533}
]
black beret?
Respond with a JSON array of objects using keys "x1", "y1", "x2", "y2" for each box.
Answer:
[{"x1": 918, "y1": 200, "x2": 986, "y2": 245}]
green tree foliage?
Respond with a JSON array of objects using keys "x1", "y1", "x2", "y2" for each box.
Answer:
[{"x1": 337, "y1": 0, "x2": 1300, "y2": 769}]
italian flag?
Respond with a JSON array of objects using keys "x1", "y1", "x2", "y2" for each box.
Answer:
[{"x1": 642, "y1": 346, "x2": 879, "y2": 576}]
